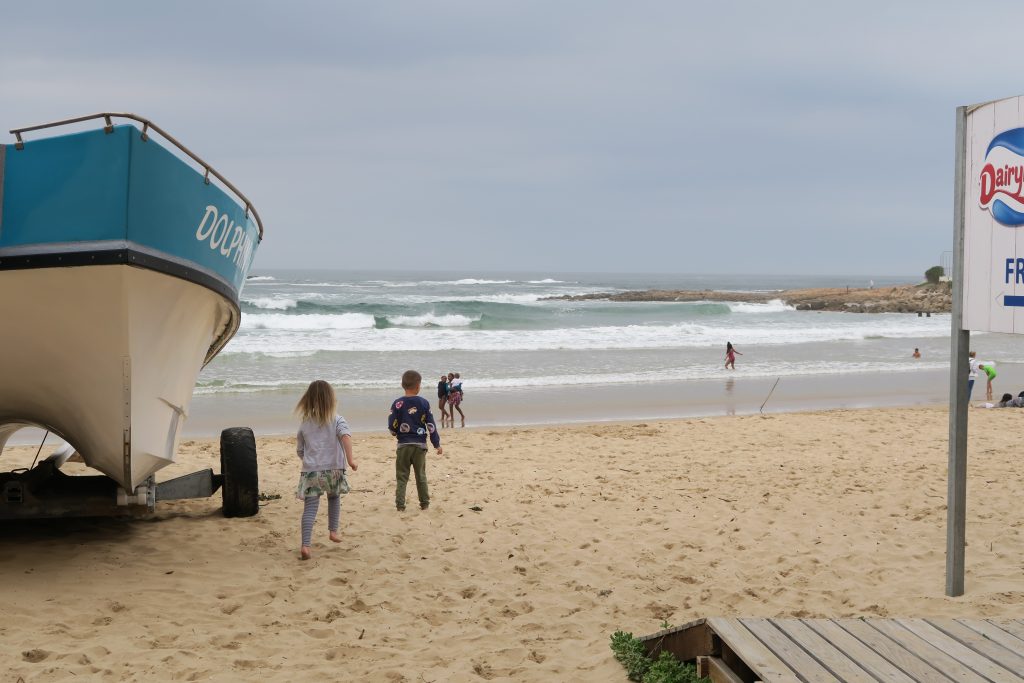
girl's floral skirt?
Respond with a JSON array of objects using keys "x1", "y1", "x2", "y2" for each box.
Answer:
[{"x1": 296, "y1": 469, "x2": 350, "y2": 500}]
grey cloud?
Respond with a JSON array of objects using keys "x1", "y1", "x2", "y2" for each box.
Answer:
[{"x1": 2, "y1": 1, "x2": 1021, "y2": 275}]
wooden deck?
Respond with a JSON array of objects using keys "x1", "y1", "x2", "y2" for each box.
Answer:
[{"x1": 640, "y1": 617, "x2": 1024, "y2": 682}]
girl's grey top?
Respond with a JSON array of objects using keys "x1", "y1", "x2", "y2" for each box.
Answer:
[{"x1": 297, "y1": 415, "x2": 352, "y2": 472}]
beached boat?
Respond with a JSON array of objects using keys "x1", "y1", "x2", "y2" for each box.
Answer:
[{"x1": 0, "y1": 114, "x2": 263, "y2": 518}]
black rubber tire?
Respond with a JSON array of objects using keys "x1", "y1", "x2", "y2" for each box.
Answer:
[{"x1": 220, "y1": 427, "x2": 259, "y2": 518}]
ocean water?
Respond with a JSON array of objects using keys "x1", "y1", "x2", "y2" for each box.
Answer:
[
  {"x1": 11, "y1": 270, "x2": 1019, "y2": 446},
  {"x1": 196, "y1": 270, "x2": 988, "y2": 400}
]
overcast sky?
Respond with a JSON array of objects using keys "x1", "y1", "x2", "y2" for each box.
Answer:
[{"x1": 1, "y1": 1, "x2": 1018, "y2": 276}]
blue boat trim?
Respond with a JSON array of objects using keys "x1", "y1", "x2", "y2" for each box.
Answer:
[
  {"x1": 0, "y1": 244, "x2": 242, "y2": 307},
  {"x1": 1, "y1": 126, "x2": 260, "y2": 292},
  {"x1": 1004, "y1": 295, "x2": 1024, "y2": 307}
]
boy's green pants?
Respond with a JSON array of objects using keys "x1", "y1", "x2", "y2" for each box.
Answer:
[{"x1": 395, "y1": 444, "x2": 428, "y2": 509}]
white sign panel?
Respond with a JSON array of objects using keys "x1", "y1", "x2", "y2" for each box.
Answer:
[{"x1": 963, "y1": 96, "x2": 1024, "y2": 332}]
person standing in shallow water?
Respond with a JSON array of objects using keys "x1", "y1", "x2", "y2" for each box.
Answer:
[
  {"x1": 437, "y1": 375, "x2": 450, "y2": 428},
  {"x1": 725, "y1": 342, "x2": 742, "y2": 370},
  {"x1": 448, "y1": 372, "x2": 465, "y2": 427}
]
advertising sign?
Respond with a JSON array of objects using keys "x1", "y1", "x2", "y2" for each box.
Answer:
[{"x1": 963, "y1": 95, "x2": 1024, "y2": 331}]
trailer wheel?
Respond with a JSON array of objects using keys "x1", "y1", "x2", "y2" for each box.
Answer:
[{"x1": 220, "y1": 427, "x2": 259, "y2": 518}]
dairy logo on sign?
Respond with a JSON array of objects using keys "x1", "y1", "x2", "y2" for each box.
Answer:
[{"x1": 980, "y1": 128, "x2": 1024, "y2": 226}]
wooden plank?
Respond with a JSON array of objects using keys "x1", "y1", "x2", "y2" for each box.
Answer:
[
  {"x1": 834, "y1": 619, "x2": 956, "y2": 682},
  {"x1": 987, "y1": 619, "x2": 1024, "y2": 643},
  {"x1": 906, "y1": 619, "x2": 1024, "y2": 682},
  {"x1": 698, "y1": 656, "x2": 747, "y2": 683},
  {"x1": 706, "y1": 618, "x2": 799, "y2": 682},
  {"x1": 640, "y1": 617, "x2": 707, "y2": 642},
  {"x1": 938, "y1": 620, "x2": 1024, "y2": 679},
  {"x1": 642, "y1": 618, "x2": 716, "y2": 662},
  {"x1": 741, "y1": 619, "x2": 840, "y2": 682},
  {"x1": 804, "y1": 620, "x2": 917, "y2": 683},
  {"x1": 866, "y1": 620, "x2": 990, "y2": 683},
  {"x1": 771, "y1": 619, "x2": 877, "y2": 683}
]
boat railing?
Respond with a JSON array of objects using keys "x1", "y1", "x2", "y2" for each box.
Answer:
[{"x1": 9, "y1": 112, "x2": 264, "y2": 242}]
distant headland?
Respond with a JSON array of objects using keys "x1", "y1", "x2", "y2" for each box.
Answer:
[{"x1": 545, "y1": 283, "x2": 952, "y2": 314}]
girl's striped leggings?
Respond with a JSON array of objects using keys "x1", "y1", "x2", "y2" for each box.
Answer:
[{"x1": 301, "y1": 495, "x2": 340, "y2": 547}]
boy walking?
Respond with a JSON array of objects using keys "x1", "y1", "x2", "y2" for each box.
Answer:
[{"x1": 388, "y1": 370, "x2": 443, "y2": 511}]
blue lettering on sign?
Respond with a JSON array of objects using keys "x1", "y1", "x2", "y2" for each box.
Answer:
[
  {"x1": 1005, "y1": 256, "x2": 1024, "y2": 307},
  {"x1": 1004, "y1": 257, "x2": 1024, "y2": 284}
]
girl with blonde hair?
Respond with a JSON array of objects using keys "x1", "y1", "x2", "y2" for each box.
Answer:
[{"x1": 295, "y1": 380, "x2": 357, "y2": 560}]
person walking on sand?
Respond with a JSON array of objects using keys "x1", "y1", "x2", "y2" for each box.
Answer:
[
  {"x1": 448, "y1": 372, "x2": 466, "y2": 427},
  {"x1": 389, "y1": 370, "x2": 442, "y2": 511},
  {"x1": 725, "y1": 342, "x2": 742, "y2": 370},
  {"x1": 437, "y1": 374, "x2": 450, "y2": 428},
  {"x1": 295, "y1": 380, "x2": 358, "y2": 561},
  {"x1": 980, "y1": 362, "x2": 997, "y2": 401}
]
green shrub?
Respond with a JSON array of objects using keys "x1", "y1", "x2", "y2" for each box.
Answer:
[
  {"x1": 925, "y1": 265, "x2": 944, "y2": 284},
  {"x1": 642, "y1": 650, "x2": 705, "y2": 683},
  {"x1": 610, "y1": 631, "x2": 650, "y2": 681},
  {"x1": 610, "y1": 631, "x2": 708, "y2": 683}
]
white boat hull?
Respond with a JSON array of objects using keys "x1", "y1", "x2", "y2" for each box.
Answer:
[{"x1": 0, "y1": 265, "x2": 237, "y2": 490}]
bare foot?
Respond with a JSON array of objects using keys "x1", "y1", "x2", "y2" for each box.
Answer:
[
  {"x1": 329, "y1": 532, "x2": 342, "y2": 543},
  {"x1": 300, "y1": 546, "x2": 312, "y2": 560}
]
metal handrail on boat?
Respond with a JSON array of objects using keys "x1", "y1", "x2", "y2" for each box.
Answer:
[{"x1": 9, "y1": 112, "x2": 264, "y2": 241}]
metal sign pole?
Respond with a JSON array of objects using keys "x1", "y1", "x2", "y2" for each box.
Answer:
[{"x1": 946, "y1": 105, "x2": 970, "y2": 597}]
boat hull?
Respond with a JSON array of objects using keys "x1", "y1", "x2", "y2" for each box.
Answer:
[{"x1": 0, "y1": 265, "x2": 237, "y2": 489}]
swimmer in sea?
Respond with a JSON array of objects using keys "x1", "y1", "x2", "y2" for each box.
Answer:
[{"x1": 725, "y1": 341, "x2": 742, "y2": 370}]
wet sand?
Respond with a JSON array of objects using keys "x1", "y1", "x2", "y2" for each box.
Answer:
[{"x1": 181, "y1": 365, "x2": 1024, "y2": 437}]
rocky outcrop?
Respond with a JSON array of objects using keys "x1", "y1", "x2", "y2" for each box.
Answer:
[
  {"x1": 783, "y1": 284, "x2": 951, "y2": 313},
  {"x1": 547, "y1": 283, "x2": 952, "y2": 314}
]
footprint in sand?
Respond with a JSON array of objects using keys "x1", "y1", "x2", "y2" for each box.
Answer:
[
  {"x1": 303, "y1": 627, "x2": 333, "y2": 639},
  {"x1": 349, "y1": 598, "x2": 372, "y2": 613},
  {"x1": 472, "y1": 661, "x2": 495, "y2": 680}
]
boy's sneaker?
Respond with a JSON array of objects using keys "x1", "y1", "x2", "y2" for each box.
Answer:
[
  {"x1": 420, "y1": 503, "x2": 429, "y2": 510},
  {"x1": 396, "y1": 506, "x2": 406, "y2": 512}
]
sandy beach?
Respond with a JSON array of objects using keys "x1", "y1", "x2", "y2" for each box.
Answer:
[{"x1": 3, "y1": 405, "x2": 1023, "y2": 681}]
